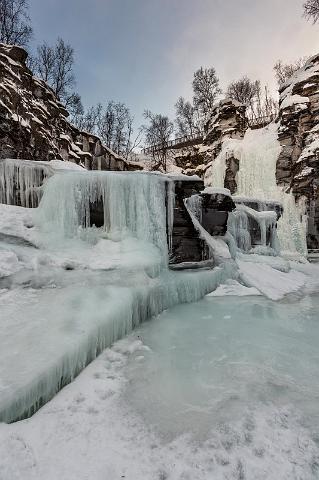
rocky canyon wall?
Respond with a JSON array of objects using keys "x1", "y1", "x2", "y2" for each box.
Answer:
[
  {"x1": 277, "y1": 54, "x2": 319, "y2": 249},
  {"x1": 0, "y1": 43, "x2": 139, "y2": 171}
]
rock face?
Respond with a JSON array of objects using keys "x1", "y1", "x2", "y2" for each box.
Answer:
[
  {"x1": 204, "y1": 98, "x2": 248, "y2": 149},
  {"x1": 0, "y1": 43, "x2": 140, "y2": 171},
  {"x1": 169, "y1": 177, "x2": 207, "y2": 264},
  {"x1": 174, "y1": 99, "x2": 247, "y2": 181},
  {"x1": 277, "y1": 54, "x2": 319, "y2": 249}
]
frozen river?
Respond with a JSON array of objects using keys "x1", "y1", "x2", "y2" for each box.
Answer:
[
  {"x1": 126, "y1": 293, "x2": 319, "y2": 440},
  {"x1": 1, "y1": 289, "x2": 319, "y2": 479}
]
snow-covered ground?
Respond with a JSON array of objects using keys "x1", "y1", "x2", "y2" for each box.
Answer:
[
  {"x1": 1, "y1": 273, "x2": 319, "y2": 479},
  {"x1": 1, "y1": 167, "x2": 319, "y2": 479}
]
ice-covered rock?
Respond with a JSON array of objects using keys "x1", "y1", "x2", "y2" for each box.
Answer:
[{"x1": 277, "y1": 54, "x2": 319, "y2": 249}]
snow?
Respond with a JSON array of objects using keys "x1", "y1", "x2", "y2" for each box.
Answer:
[
  {"x1": 166, "y1": 173, "x2": 202, "y2": 181},
  {"x1": 206, "y1": 124, "x2": 308, "y2": 257},
  {"x1": 202, "y1": 186, "x2": 231, "y2": 196},
  {"x1": 0, "y1": 250, "x2": 20, "y2": 277},
  {"x1": 280, "y1": 94, "x2": 309, "y2": 110},
  {"x1": 297, "y1": 137, "x2": 319, "y2": 162},
  {"x1": 207, "y1": 279, "x2": 262, "y2": 296},
  {"x1": 280, "y1": 54, "x2": 319, "y2": 104},
  {"x1": 295, "y1": 166, "x2": 315, "y2": 179},
  {"x1": 47, "y1": 159, "x2": 84, "y2": 171},
  {"x1": 1, "y1": 159, "x2": 319, "y2": 477},
  {"x1": 1, "y1": 288, "x2": 319, "y2": 479},
  {"x1": 237, "y1": 259, "x2": 306, "y2": 300}
]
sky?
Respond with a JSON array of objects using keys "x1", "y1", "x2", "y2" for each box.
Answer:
[{"x1": 28, "y1": 0, "x2": 319, "y2": 131}]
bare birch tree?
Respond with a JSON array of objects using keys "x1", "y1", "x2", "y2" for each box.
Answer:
[
  {"x1": 274, "y1": 57, "x2": 309, "y2": 86},
  {"x1": 192, "y1": 67, "x2": 221, "y2": 122},
  {"x1": 175, "y1": 96, "x2": 200, "y2": 137},
  {"x1": 303, "y1": 0, "x2": 319, "y2": 22},
  {"x1": 143, "y1": 110, "x2": 173, "y2": 171},
  {"x1": 0, "y1": 0, "x2": 32, "y2": 46}
]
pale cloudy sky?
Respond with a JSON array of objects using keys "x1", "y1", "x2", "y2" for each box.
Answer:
[{"x1": 29, "y1": 0, "x2": 318, "y2": 127}]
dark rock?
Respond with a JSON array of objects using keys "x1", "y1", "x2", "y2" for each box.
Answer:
[
  {"x1": 0, "y1": 43, "x2": 141, "y2": 172},
  {"x1": 277, "y1": 54, "x2": 319, "y2": 248}
]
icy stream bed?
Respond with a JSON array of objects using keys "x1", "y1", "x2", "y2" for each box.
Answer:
[
  {"x1": 125, "y1": 294, "x2": 319, "y2": 442},
  {"x1": 1, "y1": 290, "x2": 319, "y2": 480}
]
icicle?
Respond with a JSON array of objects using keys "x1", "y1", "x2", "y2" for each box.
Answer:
[
  {"x1": 166, "y1": 180, "x2": 175, "y2": 253},
  {"x1": 37, "y1": 171, "x2": 174, "y2": 261},
  {"x1": 0, "y1": 159, "x2": 53, "y2": 207},
  {"x1": 0, "y1": 261, "x2": 237, "y2": 424},
  {"x1": 207, "y1": 124, "x2": 308, "y2": 257}
]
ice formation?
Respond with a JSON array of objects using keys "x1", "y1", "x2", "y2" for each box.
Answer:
[
  {"x1": 0, "y1": 167, "x2": 239, "y2": 423},
  {"x1": 0, "y1": 158, "x2": 54, "y2": 207},
  {"x1": 37, "y1": 171, "x2": 174, "y2": 260},
  {"x1": 228, "y1": 204, "x2": 279, "y2": 253},
  {"x1": 0, "y1": 157, "x2": 310, "y2": 424},
  {"x1": 206, "y1": 124, "x2": 308, "y2": 257},
  {"x1": 0, "y1": 262, "x2": 235, "y2": 424},
  {"x1": 185, "y1": 195, "x2": 232, "y2": 262}
]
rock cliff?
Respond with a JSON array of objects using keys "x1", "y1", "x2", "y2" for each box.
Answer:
[
  {"x1": 277, "y1": 54, "x2": 319, "y2": 249},
  {"x1": 174, "y1": 99, "x2": 247, "y2": 180},
  {"x1": 0, "y1": 43, "x2": 139, "y2": 171}
]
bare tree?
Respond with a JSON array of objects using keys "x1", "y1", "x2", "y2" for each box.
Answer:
[
  {"x1": 32, "y1": 42, "x2": 55, "y2": 82},
  {"x1": 227, "y1": 76, "x2": 261, "y2": 121},
  {"x1": 75, "y1": 103, "x2": 102, "y2": 133},
  {"x1": 32, "y1": 38, "x2": 76, "y2": 102},
  {"x1": 227, "y1": 75, "x2": 278, "y2": 123},
  {"x1": 0, "y1": 0, "x2": 32, "y2": 46},
  {"x1": 174, "y1": 96, "x2": 200, "y2": 137},
  {"x1": 143, "y1": 110, "x2": 173, "y2": 171},
  {"x1": 192, "y1": 67, "x2": 221, "y2": 121},
  {"x1": 303, "y1": 0, "x2": 319, "y2": 22},
  {"x1": 78, "y1": 101, "x2": 134, "y2": 157},
  {"x1": 274, "y1": 57, "x2": 309, "y2": 86},
  {"x1": 65, "y1": 93, "x2": 84, "y2": 125},
  {"x1": 254, "y1": 84, "x2": 278, "y2": 119},
  {"x1": 227, "y1": 76, "x2": 259, "y2": 106},
  {"x1": 53, "y1": 38, "x2": 75, "y2": 99}
]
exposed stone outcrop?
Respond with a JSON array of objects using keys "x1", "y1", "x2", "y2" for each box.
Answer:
[
  {"x1": 0, "y1": 43, "x2": 140, "y2": 171},
  {"x1": 174, "y1": 99, "x2": 247, "y2": 179},
  {"x1": 277, "y1": 54, "x2": 319, "y2": 249},
  {"x1": 204, "y1": 98, "x2": 248, "y2": 151}
]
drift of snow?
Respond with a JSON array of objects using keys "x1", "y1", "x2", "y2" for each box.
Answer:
[
  {"x1": 207, "y1": 279, "x2": 262, "y2": 296},
  {"x1": 237, "y1": 259, "x2": 306, "y2": 300}
]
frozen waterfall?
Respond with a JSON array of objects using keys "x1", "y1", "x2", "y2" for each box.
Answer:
[
  {"x1": 37, "y1": 170, "x2": 175, "y2": 260},
  {"x1": 206, "y1": 124, "x2": 308, "y2": 257},
  {"x1": 0, "y1": 158, "x2": 54, "y2": 208}
]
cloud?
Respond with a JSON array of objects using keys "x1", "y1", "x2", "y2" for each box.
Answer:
[{"x1": 29, "y1": 0, "x2": 319, "y2": 127}]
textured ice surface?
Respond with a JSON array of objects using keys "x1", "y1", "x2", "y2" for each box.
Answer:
[
  {"x1": 0, "y1": 182, "x2": 236, "y2": 423},
  {"x1": 0, "y1": 264, "x2": 235, "y2": 423},
  {"x1": 237, "y1": 259, "x2": 306, "y2": 300},
  {"x1": 125, "y1": 294, "x2": 319, "y2": 439},
  {"x1": 1, "y1": 289, "x2": 319, "y2": 479},
  {"x1": 206, "y1": 124, "x2": 308, "y2": 257},
  {"x1": 0, "y1": 158, "x2": 54, "y2": 207},
  {"x1": 37, "y1": 170, "x2": 173, "y2": 260}
]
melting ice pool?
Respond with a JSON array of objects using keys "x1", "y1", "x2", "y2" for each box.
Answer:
[{"x1": 124, "y1": 294, "x2": 319, "y2": 446}]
